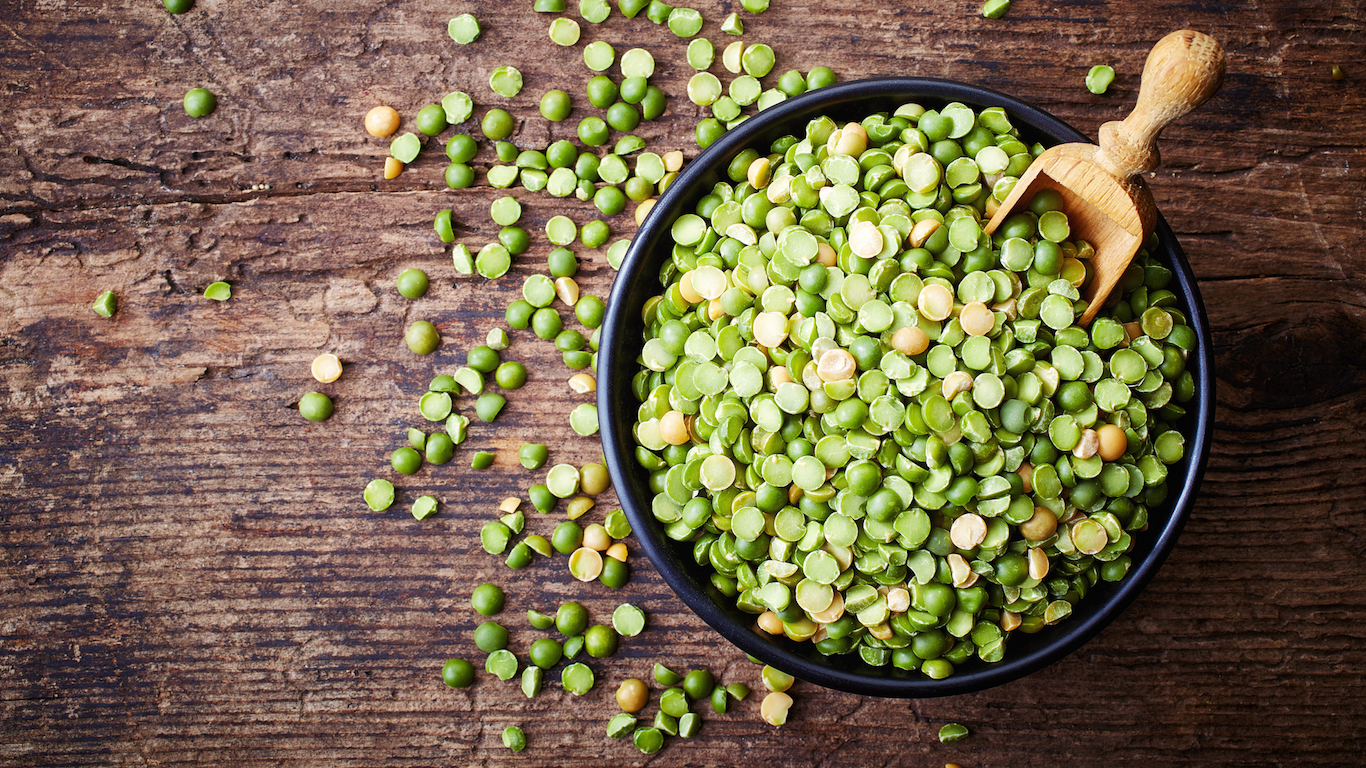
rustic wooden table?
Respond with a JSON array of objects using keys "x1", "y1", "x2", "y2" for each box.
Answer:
[{"x1": 2, "y1": 0, "x2": 1363, "y2": 764}]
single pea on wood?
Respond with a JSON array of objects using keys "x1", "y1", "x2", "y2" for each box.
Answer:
[
  {"x1": 92, "y1": 290, "x2": 117, "y2": 318},
  {"x1": 203, "y1": 281, "x2": 231, "y2": 301},
  {"x1": 520, "y1": 443, "x2": 550, "y2": 469},
  {"x1": 183, "y1": 88, "x2": 216, "y2": 118},
  {"x1": 1086, "y1": 64, "x2": 1117, "y2": 95},
  {"x1": 411, "y1": 495, "x2": 438, "y2": 520},
  {"x1": 474, "y1": 621, "x2": 509, "y2": 653},
  {"x1": 448, "y1": 13, "x2": 481, "y2": 43},
  {"x1": 612, "y1": 603, "x2": 647, "y2": 636},
  {"x1": 939, "y1": 723, "x2": 970, "y2": 743},
  {"x1": 297, "y1": 392, "x2": 333, "y2": 422},
  {"x1": 404, "y1": 321, "x2": 441, "y2": 355},
  {"x1": 442, "y1": 658, "x2": 475, "y2": 688},
  {"x1": 396, "y1": 269, "x2": 429, "y2": 299},
  {"x1": 363, "y1": 479, "x2": 395, "y2": 511},
  {"x1": 390, "y1": 132, "x2": 421, "y2": 164},
  {"x1": 489, "y1": 66, "x2": 523, "y2": 97},
  {"x1": 442, "y1": 92, "x2": 473, "y2": 124},
  {"x1": 633, "y1": 726, "x2": 663, "y2": 754},
  {"x1": 583, "y1": 40, "x2": 615, "y2": 72},
  {"x1": 471, "y1": 583, "x2": 505, "y2": 616},
  {"x1": 549, "y1": 16, "x2": 581, "y2": 45},
  {"x1": 415, "y1": 104, "x2": 447, "y2": 136},
  {"x1": 982, "y1": 0, "x2": 1010, "y2": 18},
  {"x1": 521, "y1": 668, "x2": 543, "y2": 700},
  {"x1": 561, "y1": 663, "x2": 595, "y2": 695},
  {"x1": 486, "y1": 649, "x2": 518, "y2": 680},
  {"x1": 616, "y1": 678, "x2": 649, "y2": 712},
  {"x1": 606, "y1": 713, "x2": 637, "y2": 738}
]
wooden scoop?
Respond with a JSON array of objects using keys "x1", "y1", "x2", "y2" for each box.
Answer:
[{"x1": 984, "y1": 30, "x2": 1226, "y2": 324}]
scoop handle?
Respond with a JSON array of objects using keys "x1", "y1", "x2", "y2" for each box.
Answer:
[{"x1": 1096, "y1": 30, "x2": 1225, "y2": 179}]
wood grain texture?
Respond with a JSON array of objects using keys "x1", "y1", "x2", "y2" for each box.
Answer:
[{"x1": 2, "y1": 0, "x2": 1365, "y2": 765}]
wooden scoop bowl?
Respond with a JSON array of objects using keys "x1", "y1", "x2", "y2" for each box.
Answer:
[{"x1": 984, "y1": 30, "x2": 1225, "y2": 324}]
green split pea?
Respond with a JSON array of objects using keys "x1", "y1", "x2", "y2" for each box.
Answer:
[{"x1": 631, "y1": 101, "x2": 1198, "y2": 681}]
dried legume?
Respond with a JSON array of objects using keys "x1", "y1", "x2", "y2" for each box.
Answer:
[{"x1": 631, "y1": 102, "x2": 1198, "y2": 680}]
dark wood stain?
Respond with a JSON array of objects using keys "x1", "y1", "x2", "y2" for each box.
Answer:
[{"x1": 1, "y1": 1, "x2": 1364, "y2": 765}]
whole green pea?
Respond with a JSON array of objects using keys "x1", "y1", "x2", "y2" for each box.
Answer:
[
  {"x1": 553, "y1": 330, "x2": 584, "y2": 354},
  {"x1": 297, "y1": 392, "x2": 334, "y2": 422},
  {"x1": 546, "y1": 140, "x2": 579, "y2": 169},
  {"x1": 474, "y1": 621, "x2": 510, "y2": 652},
  {"x1": 605, "y1": 102, "x2": 641, "y2": 132},
  {"x1": 529, "y1": 484, "x2": 556, "y2": 513},
  {"x1": 445, "y1": 163, "x2": 475, "y2": 189},
  {"x1": 922, "y1": 658, "x2": 954, "y2": 680},
  {"x1": 994, "y1": 552, "x2": 1030, "y2": 587},
  {"x1": 405, "y1": 321, "x2": 441, "y2": 355},
  {"x1": 913, "y1": 629, "x2": 949, "y2": 660},
  {"x1": 575, "y1": 152, "x2": 601, "y2": 181},
  {"x1": 532, "y1": 308, "x2": 563, "y2": 340},
  {"x1": 471, "y1": 583, "x2": 505, "y2": 616},
  {"x1": 620, "y1": 76, "x2": 648, "y2": 104},
  {"x1": 548, "y1": 247, "x2": 578, "y2": 277},
  {"x1": 599, "y1": 556, "x2": 629, "y2": 588},
  {"x1": 506, "y1": 299, "x2": 536, "y2": 329},
  {"x1": 424, "y1": 432, "x2": 455, "y2": 465},
  {"x1": 556, "y1": 602, "x2": 590, "y2": 637},
  {"x1": 594, "y1": 185, "x2": 627, "y2": 216},
  {"x1": 183, "y1": 88, "x2": 217, "y2": 118},
  {"x1": 446, "y1": 134, "x2": 477, "y2": 163},
  {"x1": 584, "y1": 624, "x2": 619, "y2": 658},
  {"x1": 495, "y1": 361, "x2": 528, "y2": 389},
  {"x1": 806, "y1": 66, "x2": 838, "y2": 90},
  {"x1": 696, "y1": 118, "x2": 725, "y2": 149},
  {"x1": 540, "y1": 90, "x2": 572, "y2": 121},
  {"x1": 581, "y1": 220, "x2": 611, "y2": 248},
  {"x1": 466, "y1": 345, "x2": 501, "y2": 373},
  {"x1": 777, "y1": 69, "x2": 808, "y2": 97},
  {"x1": 499, "y1": 226, "x2": 531, "y2": 255},
  {"x1": 163, "y1": 0, "x2": 193, "y2": 13},
  {"x1": 391, "y1": 446, "x2": 422, "y2": 475},
  {"x1": 577, "y1": 116, "x2": 610, "y2": 147},
  {"x1": 529, "y1": 638, "x2": 564, "y2": 669},
  {"x1": 798, "y1": 263, "x2": 828, "y2": 293},
  {"x1": 442, "y1": 658, "x2": 475, "y2": 688},
  {"x1": 481, "y1": 108, "x2": 515, "y2": 141},
  {"x1": 415, "y1": 104, "x2": 448, "y2": 136},
  {"x1": 681, "y1": 669, "x2": 715, "y2": 700},
  {"x1": 585, "y1": 76, "x2": 618, "y2": 108},
  {"x1": 575, "y1": 295, "x2": 606, "y2": 328},
  {"x1": 551, "y1": 521, "x2": 584, "y2": 554},
  {"x1": 396, "y1": 268, "x2": 429, "y2": 299}
]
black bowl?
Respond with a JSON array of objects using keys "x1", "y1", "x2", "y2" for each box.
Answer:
[{"x1": 597, "y1": 77, "x2": 1213, "y2": 698}]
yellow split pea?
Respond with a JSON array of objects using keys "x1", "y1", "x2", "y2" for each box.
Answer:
[
  {"x1": 311, "y1": 353, "x2": 342, "y2": 383},
  {"x1": 568, "y1": 547, "x2": 603, "y2": 581},
  {"x1": 364, "y1": 106, "x2": 401, "y2": 137}
]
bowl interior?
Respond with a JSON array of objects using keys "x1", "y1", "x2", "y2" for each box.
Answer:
[{"x1": 598, "y1": 78, "x2": 1214, "y2": 697}]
